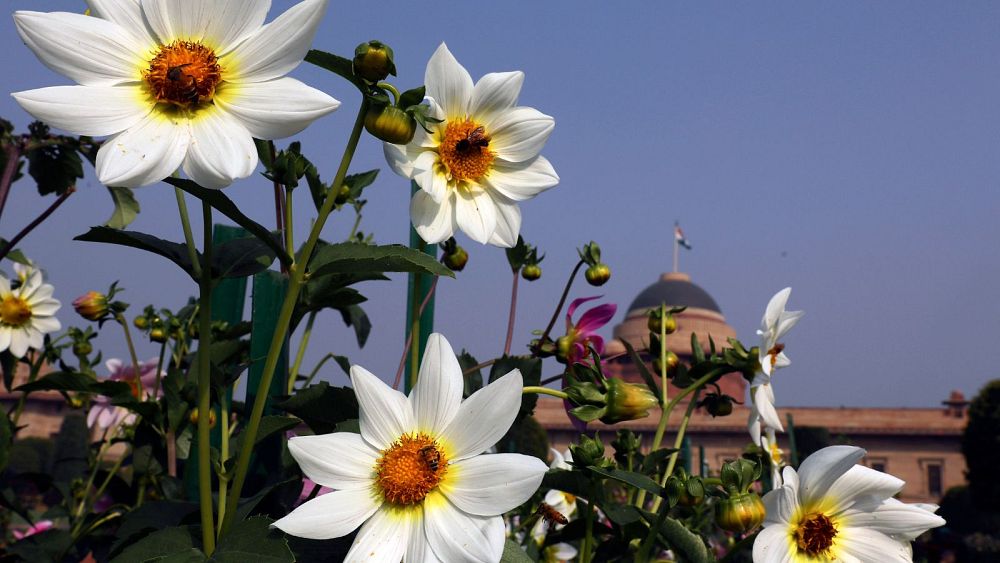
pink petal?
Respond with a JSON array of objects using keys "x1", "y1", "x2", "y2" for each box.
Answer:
[
  {"x1": 566, "y1": 295, "x2": 603, "y2": 322},
  {"x1": 576, "y1": 303, "x2": 617, "y2": 334}
]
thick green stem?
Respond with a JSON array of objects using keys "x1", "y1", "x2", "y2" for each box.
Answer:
[
  {"x1": 651, "y1": 390, "x2": 702, "y2": 512},
  {"x1": 220, "y1": 98, "x2": 369, "y2": 536},
  {"x1": 216, "y1": 398, "x2": 230, "y2": 535},
  {"x1": 288, "y1": 312, "x2": 316, "y2": 394},
  {"x1": 580, "y1": 492, "x2": 596, "y2": 563},
  {"x1": 196, "y1": 201, "x2": 216, "y2": 554},
  {"x1": 284, "y1": 185, "x2": 295, "y2": 258},
  {"x1": 115, "y1": 313, "x2": 143, "y2": 399},
  {"x1": 174, "y1": 187, "x2": 203, "y2": 280},
  {"x1": 539, "y1": 260, "x2": 584, "y2": 343},
  {"x1": 522, "y1": 386, "x2": 569, "y2": 400}
]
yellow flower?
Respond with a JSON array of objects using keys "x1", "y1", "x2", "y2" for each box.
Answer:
[{"x1": 0, "y1": 264, "x2": 61, "y2": 358}]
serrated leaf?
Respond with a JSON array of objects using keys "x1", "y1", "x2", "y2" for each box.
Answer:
[
  {"x1": 27, "y1": 143, "x2": 82, "y2": 196},
  {"x1": 338, "y1": 304, "x2": 371, "y2": 348},
  {"x1": 105, "y1": 185, "x2": 140, "y2": 229},
  {"x1": 212, "y1": 236, "x2": 276, "y2": 279},
  {"x1": 110, "y1": 526, "x2": 204, "y2": 563},
  {"x1": 304, "y1": 49, "x2": 366, "y2": 92},
  {"x1": 211, "y1": 516, "x2": 293, "y2": 563},
  {"x1": 640, "y1": 510, "x2": 711, "y2": 563},
  {"x1": 308, "y1": 242, "x2": 453, "y2": 278},
  {"x1": 228, "y1": 415, "x2": 300, "y2": 461},
  {"x1": 276, "y1": 382, "x2": 358, "y2": 434},
  {"x1": 75, "y1": 227, "x2": 196, "y2": 279},
  {"x1": 164, "y1": 177, "x2": 291, "y2": 268}
]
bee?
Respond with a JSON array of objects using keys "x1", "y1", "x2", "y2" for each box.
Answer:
[
  {"x1": 166, "y1": 63, "x2": 201, "y2": 105},
  {"x1": 455, "y1": 126, "x2": 490, "y2": 153},
  {"x1": 536, "y1": 502, "x2": 568, "y2": 527},
  {"x1": 419, "y1": 446, "x2": 441, "y2": 472}
]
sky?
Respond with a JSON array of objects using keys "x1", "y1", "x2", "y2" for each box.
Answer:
[{"x1": 2, "y1": 1, "x2": 999, "y2": 408}]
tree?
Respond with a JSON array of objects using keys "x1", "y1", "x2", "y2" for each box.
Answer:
[{"x1": 962, "y1": 379, "x2": 1000, "y2": 511}]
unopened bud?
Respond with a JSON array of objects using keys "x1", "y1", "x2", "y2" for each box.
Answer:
[
  {"x1": 701, "y1": 393, "x2": 735, "y2": 417},
  {"x1": 353, "y1": 41, "x2": 396, "y2": 83},
  {"x1": 647, "y1": 310, "x2": 677, "y2": 334},
  {"x1": 585, "y1": 263, "x2": 611, "y2": 286},
  {"x1": 133, "y1": 316, "x2": 149, "y2": 330},
  {"x1": 443, "y1": 247, "x2": 469, "y2": 271},
  {"x1": 189, "y1": 407, "x2": 217, "y2": 428},
  {"x1": 334, "y1": 184, "x2": 351, "y2": 205},
  {"x1": 150, "y1": 327, "x2": 168, "y2": 343},
  {"x1": 521, "y1": 264, "x2": 541, "y2": 281},
  {"x1": 715, "y1": 492, "x2": 765, "y2": 533},
  {"x1": 365, "y1": 105, "x2": 416, "y2": 145},
  {"x1": 72, "y1": 341, "x2": 93, "y2": 356},
  {"x1": 73, "y1": 291, "x2": 109, "y2": 322},
  {"x1": 600, "y1": 379, "x2": 659, "y2": 424},
  {"x1": 570, "y1": 434, "x2": 606, "y2": 467},
  {"x1": 652, "y1": 350, "x2": 680, "y2": 377}
]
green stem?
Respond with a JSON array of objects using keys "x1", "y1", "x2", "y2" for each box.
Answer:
[
  {"x1": 221, "y1": 98, "x2": 369, "y2": 537},
  {"x1": 408, "y1": 270, "x2": 422, "y2": 391},
  {"x1": 539, "y1": 260, "x2": 584, "y2": 343},
  {"x1": 152, "y1": 341, "x2": 167, "y2": 401},
  {"x1": 636, "y1": 495, "x2": 671, "y2": 561},
  {"x1": 216, "y1": 398, "x2": 230, "y2": 536},
  {"x1": 651, "y1": 389, "x2": 702, "y2": 512},
  {"x1": 10, "y1": 354, "x2": 45, "y2": 428},
  {"x1": 522, "y1": 386, "x2": 569, "y2": 400},
  {"x1": 301, "y1": 352, "x2": 336, "y2": 389},
  {"x1": 635, "y1": 304, "x2": 669, "y2": 509},
  {"x1": 115, "y1": 313, "x2": 143, "y2": 399},
  {"x1": 580, "y1": 493, "x2": 596, "y2": 563},
  {"x1": 196, "y1": 201, "x2": 216, "y2": 554},
  {"x1": 288, "y1": 312, "x2": 316, "y2": 394},
  {"x1": 376, "y1": 81, "x2": 402, "y2": 105},
  {"x1": 503, "y1": 272, "x2": 519, "y2": 356},
  {"x1": 174, "y1": 187, "x2": 203, "y2": 280},
  {"x1": 284, "y1": 184, "x2": 295, "y2": 258},
  {"x1": 347, "y1": 210, "x2": 363, "y2": 239}
]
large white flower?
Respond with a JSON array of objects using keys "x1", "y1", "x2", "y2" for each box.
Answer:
[
  {"x1": 753, "y1": 445, "x2": 945, "y2": 563},
  {"x1": 756, "y1": 287, "x2": 804, "y2": 377},
  {"x1": 385, "y1": 43, "x2": 559, "y2": 247},
  {"x1": 273, "y1": 333, "x2": 548, "y2": 562},
  {"x1": 0, "y1": 264, "x2": 61, "y2": 358},
  {"x1": 12, "y1": 0, "x2": 339, "y2": 189}
]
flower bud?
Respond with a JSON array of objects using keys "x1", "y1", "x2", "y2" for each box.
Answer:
[
  {"x1": 333, "y1": 184, "x2": 351, "y2": 205},
  {"x1": 585, "y1": 263, "x2": 611, "y2": 286},
  {"x1": 600, "y1": 379, "x2": 659, "y2": 424},
  {"x1": 150, "y1": 327, "x2": 168, "y2": 343},
  {"x1": 530, "y1": 337, "x2": 557, "y2": 358},
  {"x1": 570, "y1": 434, "x2": 606, "y2": 467},
  {"x1": 365, "y1": 105, "x2": 416, "y2": 145},
  {"x1": 189, "y1": 407, "x2": 217, "y2": 428},
  {"x1": 133, "y1": 315, "x2": 149, "y2": 330},
  {"x1": 701, "y1": 393, "x2": 735, "y2": 417},
  {"x1": 68, "y1": 395, "x2": 85, "y2": 409},
  {"x1": 555, "y1": 335, "x2": 573, "y2": 363},
  {"x1": 715, "y1": 492, "x2": 765, "y2": 533},
  {"x1": 353, "y1": 40, "x2": 396, "y2": 83},
  {"x1": 442, "y1": 246, "x2": 469, "y2": 271},
  {"x1": 521, "y1": 264, "x2": 542, "y2": 281},
  {"x1": 647, "y1": 310, "x2": 677, "y2": 334},
  {"x1": 73, "y1": 291, "x2": 109, "y2": 322},
  {"x1": 72, "y1": 341, "x2": 93, "y2": 356},
  {"x1": 651, "y1": 350, "x2": 680, "y2": 377}
]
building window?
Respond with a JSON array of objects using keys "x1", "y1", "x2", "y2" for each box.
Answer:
[
  {"x1": 926, "y1": 463, "x2": 943, "y2": 498},
  {"x1": 867, "y1": 458, "x2": 887, "y2": 473}
]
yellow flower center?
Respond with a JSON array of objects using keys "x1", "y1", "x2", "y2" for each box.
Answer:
[
  {"x1": 793, "y1": 512, "x2": 838, "y2": 558},
  {"x1": 144, "y1": 41, "x2": 222, "y2": 108},
  {"x1": 767, "y1": 343, "x2": 785, "y2": 368},
  {"x1": 0, "y1": 295, "x2": 32, "y2": 327},
  {"x1": 439, "y1": 119, "x2": 495, "y2": 182},
  {"x1": 374, "y1": 433, "x2": 448, "y2": 505},
  {"x1": 768, "y1": 441, "x2": 783, "y2": 465}
]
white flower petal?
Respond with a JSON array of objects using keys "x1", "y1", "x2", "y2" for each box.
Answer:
[
  {"x1": 838, "y1": 527, "x2": 913, "y2": 562},
  {"x1": 410, "y1": 334, "x2": 463, "y2": 437},
  {"x1": 410, "y1": 190, "x2": 455, "y2": 245},
  {"x1": 413, "y1": 152, "x2": 448, "y2": 203},
  {"x1": 824, "y1": 464, "x2": 903, "y2": 515},
  {"x1": 797, "y1": 445, "x2": 866, "y2": 506},
  {"x1": 222, "y1": 0, "x2": 327, "y2": 83},
  {"x1": 753, "y1": 384, "x2": 784, "y2": 436},
  {"x1": 425, "y1": 43, "x2": 473, "y2": 119},
  {"x1": 30, "y1": 316, "x2": 61, "y2": 334},
  {"x1": 441, "y1": 453, "x2": 547, "y2": 516},
  {"x1": 405, "y1": 512, "x2": 444, "y2": 563},
  {"x1": 96, "y1": 113, "x2": 190, "y2": 188},
  {"x1": 775, "y1": 310, "x2": 805, "y2": 341},
  {"x1": 762, "y1": 479, "x2": 797, "y2": 526},
  {"x1": 351, "y1": 365, "x2": 415, "y2": 451},
  {"x1": 141, "y1": 0, "x2": 269, "y2": 52},
  {"x1": 752, "y1": 525, "x2": 795, "y2": 563},
  {"x1": 454, "y1": 187, "x2": 498, "y2": 245},
  {"x1": 441, "y1": 369, "x2": 522, "y2": 460},
  {"x1": 0, "y1": 330, "x2": 11, "y2": 355},
  {"x1": 288, "y1": 433, "x2": 377, "y2": 490},
  {"x1": 215, "y1": 77, "x2": 339, "y2": 139},
  {"x1": 486, "y1": 194, "x2": 521, "y2": 248},
  {"x1": 469, "y1": 71, "x2": 523, "y2": 120},
  {"x1": 344, "y1": 505, "x2": 410, "y2": 563},
  {"x1": 844, "y1": 498, "x2": 945, "y2": 540},
  {"x1": 13, "y1": 11, "x2": 147, "y2": 86},
  {"x1": 486, "y1": 107, "x2": 555, "y2": 163},
  {"x1": 9, "y1": 331, "x2": 30, "y2": 358},
  {"x1": 26, "y1": 328, "x2": 44, "y2": 352},
  {"x1": 384, "y1": 142, "x2": 419, "y2": 179},
  {"x1": 485, "y1": 155, "x2": 559, "y2": 202},
  {"x1": 86, "y1": 0, "x2": 157, "y2": 47},
  {"x1": 12, "y1": 85, "x2": 151, "y2": 137},
  {"x1": 424, "y1": 494, "x2": 504, "y2": 563},
  {"x1": 28, "y1": 302, "x2": 60, "y2": 317},
  {"x1": 182, "y1": 108, "x2": 257, "y2": 189},
  {"x1": 762, "y1": 288, "x2": 792, "y2": 332},
  {"x1": 271, "y1": 488, "x2": 379, "y2": 540}
]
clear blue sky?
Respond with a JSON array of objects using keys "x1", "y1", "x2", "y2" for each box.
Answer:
[{"x1": 3, "y1": 1, "x2": 999, "y2": 408}]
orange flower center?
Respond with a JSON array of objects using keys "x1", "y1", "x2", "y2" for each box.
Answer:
[
  {"x1": 374, "y1": 433, "x2": 448, "y2": 505},
  {"x1": 794, "y1": 512, "x2": 838, "y2": 557},
  {"x1": 767, "y1": 343, "x2": 785, "y2": 368},
  {"x1": 144, "y1": 41, "x2": 222, "y2": 108},
  {"x1": 439, "y1": 119, "x2": 495, "y2": 182},
  {"x1": 0, "y1": 296, "x2": 32, "y2": 327}
]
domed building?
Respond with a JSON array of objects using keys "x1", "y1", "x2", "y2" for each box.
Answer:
[{"x1": 533, "y1": 270, "x2": 968, "y2": 503}]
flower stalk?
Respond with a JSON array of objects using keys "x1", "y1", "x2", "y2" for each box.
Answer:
[{"x1": 196, "y1": 201, "x2": 215, "y2": 553}]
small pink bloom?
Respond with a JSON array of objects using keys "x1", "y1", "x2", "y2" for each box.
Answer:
[
  {"x1": 558, "y1": 296, "x2": 617, "y2": 365},
  {"x1": 12, "y1": 520, "x2": 54, "y2": 540}
]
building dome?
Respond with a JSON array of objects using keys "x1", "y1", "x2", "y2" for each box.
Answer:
[{"x1": 627, "y1": 273, "x2": 722, "y2": 314}]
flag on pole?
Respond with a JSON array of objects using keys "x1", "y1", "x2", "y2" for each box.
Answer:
[{"x1": 675, "y1": 224, "x2": 692, "y2": 250}]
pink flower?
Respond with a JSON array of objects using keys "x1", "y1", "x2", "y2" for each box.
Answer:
[
  {"x1": 557, "y1": 296, "x2": 617, "y2": 365},
  {"x1": 12, "y1": 520, "x2": 54, "y2": 540},
  {"x1": 87, "y1": 358, "x2": 164, "y2": 430}
]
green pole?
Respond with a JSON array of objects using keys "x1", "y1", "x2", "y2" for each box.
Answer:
[{"x1": 404, "y1": 181, "x2": 436, "y2": 393}]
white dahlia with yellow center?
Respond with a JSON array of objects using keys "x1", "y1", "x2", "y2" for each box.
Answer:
[
  {"x1": 0, "y1": 264, "x2": 61, "y2": 358},
  {"x1": 12, "y1": 0, "x2": 339, "y2": 189},
  {"x1": 273, "y1": 333, "x2": 548, "y2": 562},
  {"x1": 385, "y1": 43, "x2": 559, "y2": 247}
]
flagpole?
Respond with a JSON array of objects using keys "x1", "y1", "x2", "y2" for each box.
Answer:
[{"x1": 673, "y1": 229, "x2": 679, "y2": 273}]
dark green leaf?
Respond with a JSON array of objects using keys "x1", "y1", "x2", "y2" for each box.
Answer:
[
  {"x1": 458, "y1": 351, "x2": 482, "y2": 397},
  {"x1": 277, "y1": 382, "x2": 358, "y2": 434},
  {"x1": 75, "y1": 227, "x2": 196, "y2": 279},
  {"x1": 489, "y1": 356, "x2": 541, "y2": 421},
  {"x1": 15, "y1": 370, "x2": 94, "y2": 393},
  {"x1": 0, "y1": 238, "x2": 30, "y2": 265},
  {"x1": 5, "y1": 529, "x2": 75, "y2": 562},
  {"x1": 105, "y1": 185, "x2": 141, "y2": 229},
  {"x1": 110, "y1": 525, "x2": 204, "y2": 563},
  {"x1": 399, "y1": 86, "x2": 426, "y2": 110},
  {"x1": 304, "y1": 49, "x2": 366, "y2": 92},
  {"x1": 211, "y1": 516, "x2": 293, "y2": 563},
  {"x1": 164, "y1": 177, "x2": 292, "y2": 268},
  {"x1": 587, "y1": 466, "x2": 664, "y2": 497},
  {"x1": 602, "y1": 503, "x2": 642, "y2": 525},
  {"x1": 27, "y1": 142, "x2": 82, "y2": 196},
  {"x1": 500, "y1": 538, "x2": 533, "y2": 563},
  {"x1": 109, "y1": 500, "x2": 199, "y2": 559},
  {"x1": 344, "y1": 169, "x2": 379, "y2": 199},
  {"x1": 541, "y1": 468, "x2": 591, "y2": 499},
  {"x1": 620, "y1": 339, "x2": 661, "y2": 403},
  {"x1": 339, "y1": 304, "x2": 372, "y2": 348},
  {"x1": 228, "y1": 415, "x2": 301, "y2": 461},
  {"x1": 0, "y1": 410, "x2": 11, "y2": 472},
  {"x1": 1, "y1": 351, "x2": 16, "y2": 391},
  {"x1": 640, "y1": 510, "x2": 711, "y2": 563},
  {"x1": 212, "y1": 236, "x2": 277, "y2": 279},
  {"x1": 309, "y1": 242, "x2": 453, "y2": 278}
]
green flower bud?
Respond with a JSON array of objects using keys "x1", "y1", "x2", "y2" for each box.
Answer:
[
  {"x1": 600, "y1": 378, "x2": 659, "y2": 424},
  {"x1": 73, "y1": 291, "x2": 109, "y2": 322},
  {"x1": 443, "y1": 246, "x2": 469, "y2": 271},
  {"x1": 150, "y1": 327, "x2": 168, "y2": 343},
  {"x1": 651, "y1": 350, "x2": 680, "y2": 377},
  {"x1": 585, "y1": 263, "x2": 611, "y2": 286},
  {"x1": 72, "y1": 341, "x2": 93, "y2": 356},
  {"x1": 521, "y1": 264, "x2": 542, "y2": 281},
  {"x1": 133, "y1": 315, "x2": 149, "y2": 330},
  {"x1": 701, "y1": 393, "x2": 735, "y2": 417},
  {"x1": 334, "y1": 184, "x2": 351, "y2": 204},
  {"x1": 555, "y1": 335, "x2": 573, "y2": 363},
  {"x1": 365, "y1": 105, "x2": 416, "y2": 145},
  {"x1": 647, "y1": 310, "x2": 677, "y2": 334},
  {"x1": 570, "y1": 434, "x2": 606, "y2": 467},
  {"x1": 189, "y1": 407, "x2": 217, "y2": 428},
  {"x1": 353, "y1": 41, "x2": 396, "y2": 82},
  {"x1": 715, "y1": 492, "x2": 765, "y2": 533}
]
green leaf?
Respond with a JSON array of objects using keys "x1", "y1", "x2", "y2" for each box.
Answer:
[
  {"x1": 5, "y1": 529, "x2": 75, "y2": 562},
  {"x1": 15, "y1": 370, "x2": 95, "y2": 393},
  {"x1": 602, "y1": 503, "x2": 642, "y2": 525},
  {"x1": 105, "y1": 185, "x2": 141, "y2": 229},
  {"x1": 0, "y1": 238, "x2": 30, "y2": 265},
  {"x1": 212, "y1": 236, "x2": 276, "y2": 279},
  {"x1": 1, "y1": 351, "x2": 16, "y2": 392},
  {"x1": 27, "y1": 142, "x2": 82, "y2": 196},
  {"x1": 338, "y1": 304, "x2": 372, "y2": 348},
  {"x1": 489, "y1": 355, "x2": 541, "y2": 421},
  {"x1": 344, "y1": 169, "x2": 379, "y2": 198},
  {"x1": 691, "y1": 332, "x2": 705, "y2": 364},
  {"x1": 500, "y1": 539, "x2": 533, "y2": 563},
  {"x1": 75, "y1": 227, "x2": 196, "y2": 279},
  {"x1": 620, "y1": 339, "x2": 661, "y2": 403},
  {"x1": 587, "y1": 466, "x2": 664, "y2": 497},
  {"x1": 541, "y1": 468, "x2": 591, "y2": 499},
  {"x1": 458, "y1": 351, "x2": 483, "y2": 397},
  {"x1": 228, "y1": 415, "x2": 301, "y2": 462},
  {"x1": 309, "y1": 242, "x2": 453, "y2": 278},
  {"x1": 210, "y1": 517, "x2": 293, "y2": 562},
  {"x1": 640, "y1": 510, "x2": 711, "y2": 563},
  {"x1": 399, "y1": 86, "x2": 426, "y2": 110},
  {"x1": 109, "y1": 500, "x2": 199, "y2": 559},
  {"x1": 110, "y1": 526, "x2": 205, "y2": 563},
  {"x1": 0, "y1": 410, "x2": 12, "y2": 472},
  {"x1": 164, "y1": 177, "x2": 292, "y2": 268},
  {"x1": 277, "y1": 382, "x2": 358, "y2": 434},
  {"x1": 305, "y1": 49, "x2": 367, "y2": 92}
]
